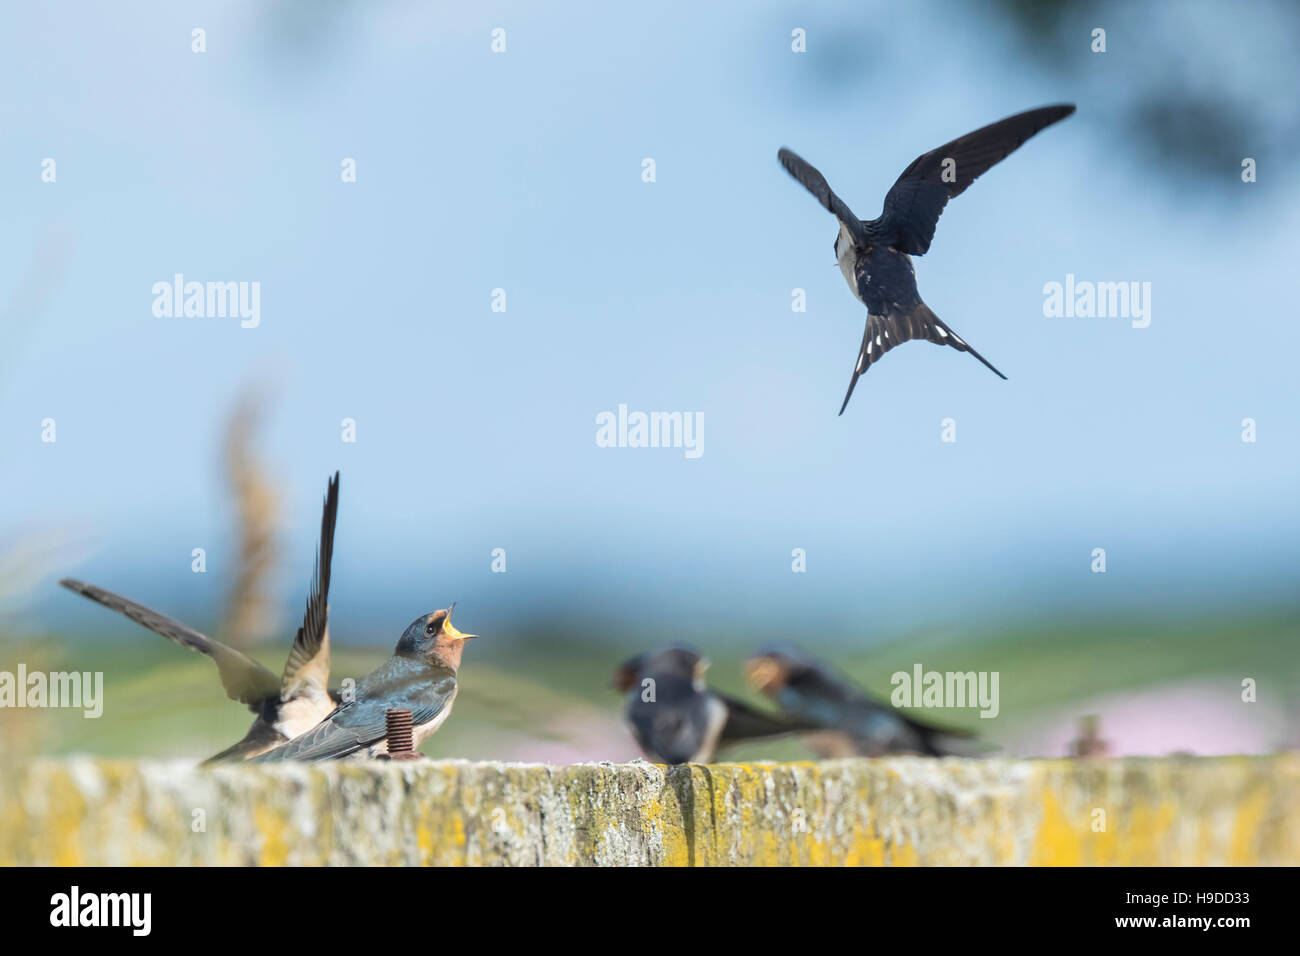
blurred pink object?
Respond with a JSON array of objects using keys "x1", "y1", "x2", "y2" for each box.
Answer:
[{"x1": 1006, "y1": 680, "x2": 1292, "y2": 757}]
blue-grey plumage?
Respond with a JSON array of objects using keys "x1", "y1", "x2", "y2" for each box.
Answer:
[
  {"x1": 252, "y1": 607, "x2": 476, "y2": 762},
  {"x1": 778, "y1": 104, "x2": 1076, "y2": 413},
  {"x1": 743, "y1": 646, "x2": 989, "y2": 758},
  {"x1": 615, "y1": 646, "x2": 817, "y2": 764}
]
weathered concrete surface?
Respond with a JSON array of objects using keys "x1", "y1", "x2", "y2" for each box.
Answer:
[{"x1": 1, "y1": 756, "x2": 1296, "y2": 865}]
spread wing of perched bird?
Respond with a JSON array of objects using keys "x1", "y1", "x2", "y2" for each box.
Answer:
[
  {"x1": 59, "y1": 471, "x2": 343, "y2": 762},
  {"x1": 279, "y1": 471, "x2": 339, "y2": 706},
  {"x1": 59, "y1": 577, "x2": 282, "y2": 705}
]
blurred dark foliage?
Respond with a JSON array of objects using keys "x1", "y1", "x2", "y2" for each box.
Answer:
[
  {"x1": 995, "y1": 0, "x2": 1300, "y2": 185},
  {"x1": 785, "y1": 0, "x2": 1298, "y2": 193}
]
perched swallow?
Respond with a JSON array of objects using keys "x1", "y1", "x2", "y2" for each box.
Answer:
[
  {"x1": 743, "y1": 646, "x2": 987, "y2": 757},
  {"x1": 60, "y1": 472, "x2": 341, "y2": 763},
  {"x1": 252, "y1": 606, "x2": 476, "y2": 762},
  {"x1": 614, "y1": 646, "x2": 814, "y2": 764},
  {"x1": 778, "y1": 104, "x2": 1076, "y2": 413}
]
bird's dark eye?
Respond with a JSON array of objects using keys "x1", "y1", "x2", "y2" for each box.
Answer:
[{"x1": 424, "y1": 622, "x2": 437, "y2": 636}]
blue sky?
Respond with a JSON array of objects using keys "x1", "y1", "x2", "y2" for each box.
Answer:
[{"x1": 3, "y1": 1, "x2": 1297, "y2": 649}]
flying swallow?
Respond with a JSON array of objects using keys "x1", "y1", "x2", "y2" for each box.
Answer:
[
  {"x1": 251, "y1": 606, "x2": 476, "y2": 762},
  {"x1": 614, "y1": 646, "x2": 815, "y2": 764},
  {"x1": 743, "y1": 646, "x2": 988, "y2": 757},
  {"x1": 59, "y1": 472, "x2": 341, "y2": 763},
  {"x1": 778, "y1": 104, "x2": 1076, "y2": 414}
]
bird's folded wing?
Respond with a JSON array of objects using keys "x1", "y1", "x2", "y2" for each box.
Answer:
[
  {"x1": 715, "y1": 692, "x2": 818, "y2": 742},
  {"x1": 254, "y1": 679, "x2": 455, "y2": 762},
  {"x1": 59, "y1": 578, "x2": 280, "y2": 707},
  {"x1": 777, "y1": 148, "x2": 870, "y2": 247},
  {"x1": 879, "y1": 104, "x2": 1075, "y2": 255},
  {"x1": 249, "y1": 709, "x2": 385, "y2": 762},
  {"x1": 280, "y1": 472, "x2": 339, "y2": 702}
]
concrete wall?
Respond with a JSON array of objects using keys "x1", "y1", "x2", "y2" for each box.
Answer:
[{"x1": 1, "y1": 756, "x2": 1296, "y2": 865}]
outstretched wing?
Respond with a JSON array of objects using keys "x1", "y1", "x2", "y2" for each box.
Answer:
[
  {"x1": 878, "y1": 104, "x2": 1075, "y2": 255},
  {"x1": 59, "y1": 578, "x2": 280, "y2": 708},
  {"x1": 777, "y1": 148, "x2": 871, "y2": 247},
  {"x1": 280, "y1": 472, "x2": 339, "y2": 702}
]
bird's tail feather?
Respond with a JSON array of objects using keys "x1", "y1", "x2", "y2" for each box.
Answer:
[
  {"x1": 838, "y1": 302, "x2": 1006, "y2": 415},
  {"x1": 919, "y1": 728, "x2": 999, "y2": 758},
  {"x1": 716, "y1": 693, "x2": 821, "y2": 743},
  {"x1": 902, "y1": 710, "x2": 998, "y2": 758},
  {"x1": 924, "y1": 307, "x2": 1007, "y2": 382},
  {"x1": 201, "y1": 720, "x2": 287, "y2": 764}
]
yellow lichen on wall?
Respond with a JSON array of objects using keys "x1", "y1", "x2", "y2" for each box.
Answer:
[{"x1": 0, "y1": 755, "x2": 1296, "y2": 866}]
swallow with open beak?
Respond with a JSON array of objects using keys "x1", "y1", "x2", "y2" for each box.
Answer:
[
  {"x1": 777, "y1": 104, "x2": 1075, "y2": 413},
  {"x1": 60, "y1": 472, "x2": 341, "y2": 763},
  {"x1": 743, "y1": 646, "x2": 988, "y2": 757},
  {"x1": 614, "y1": 645, "x2": 815, "y2": 764},
  {"x1": 252, "y1": 606, "x2": 476, "y2": 762}
]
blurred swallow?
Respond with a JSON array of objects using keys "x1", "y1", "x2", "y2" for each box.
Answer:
[
  {"x1": 60, "y1": 472, "x2": 341, "y2": 763},
  {"x1": 778, "y1": 104, "x2": 1075, "y2": 413},
  {"x1": 614, "y1": 646, "x2": 814, "y2": 764},
  {"x1": 743, "y1": 646, "x2": 988, "y2": 757},
  {"x1": 252, "y1": 606, "x2": 476, "y2": 762}
]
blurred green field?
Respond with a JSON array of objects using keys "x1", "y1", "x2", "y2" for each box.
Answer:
[{"x1": 2, "y1": 608, "x2": 1296, "y2": 762}]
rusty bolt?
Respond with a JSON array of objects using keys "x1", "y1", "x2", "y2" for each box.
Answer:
[{"x1": 383, "y1": 708, "x2": 421, "y2": 761}]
